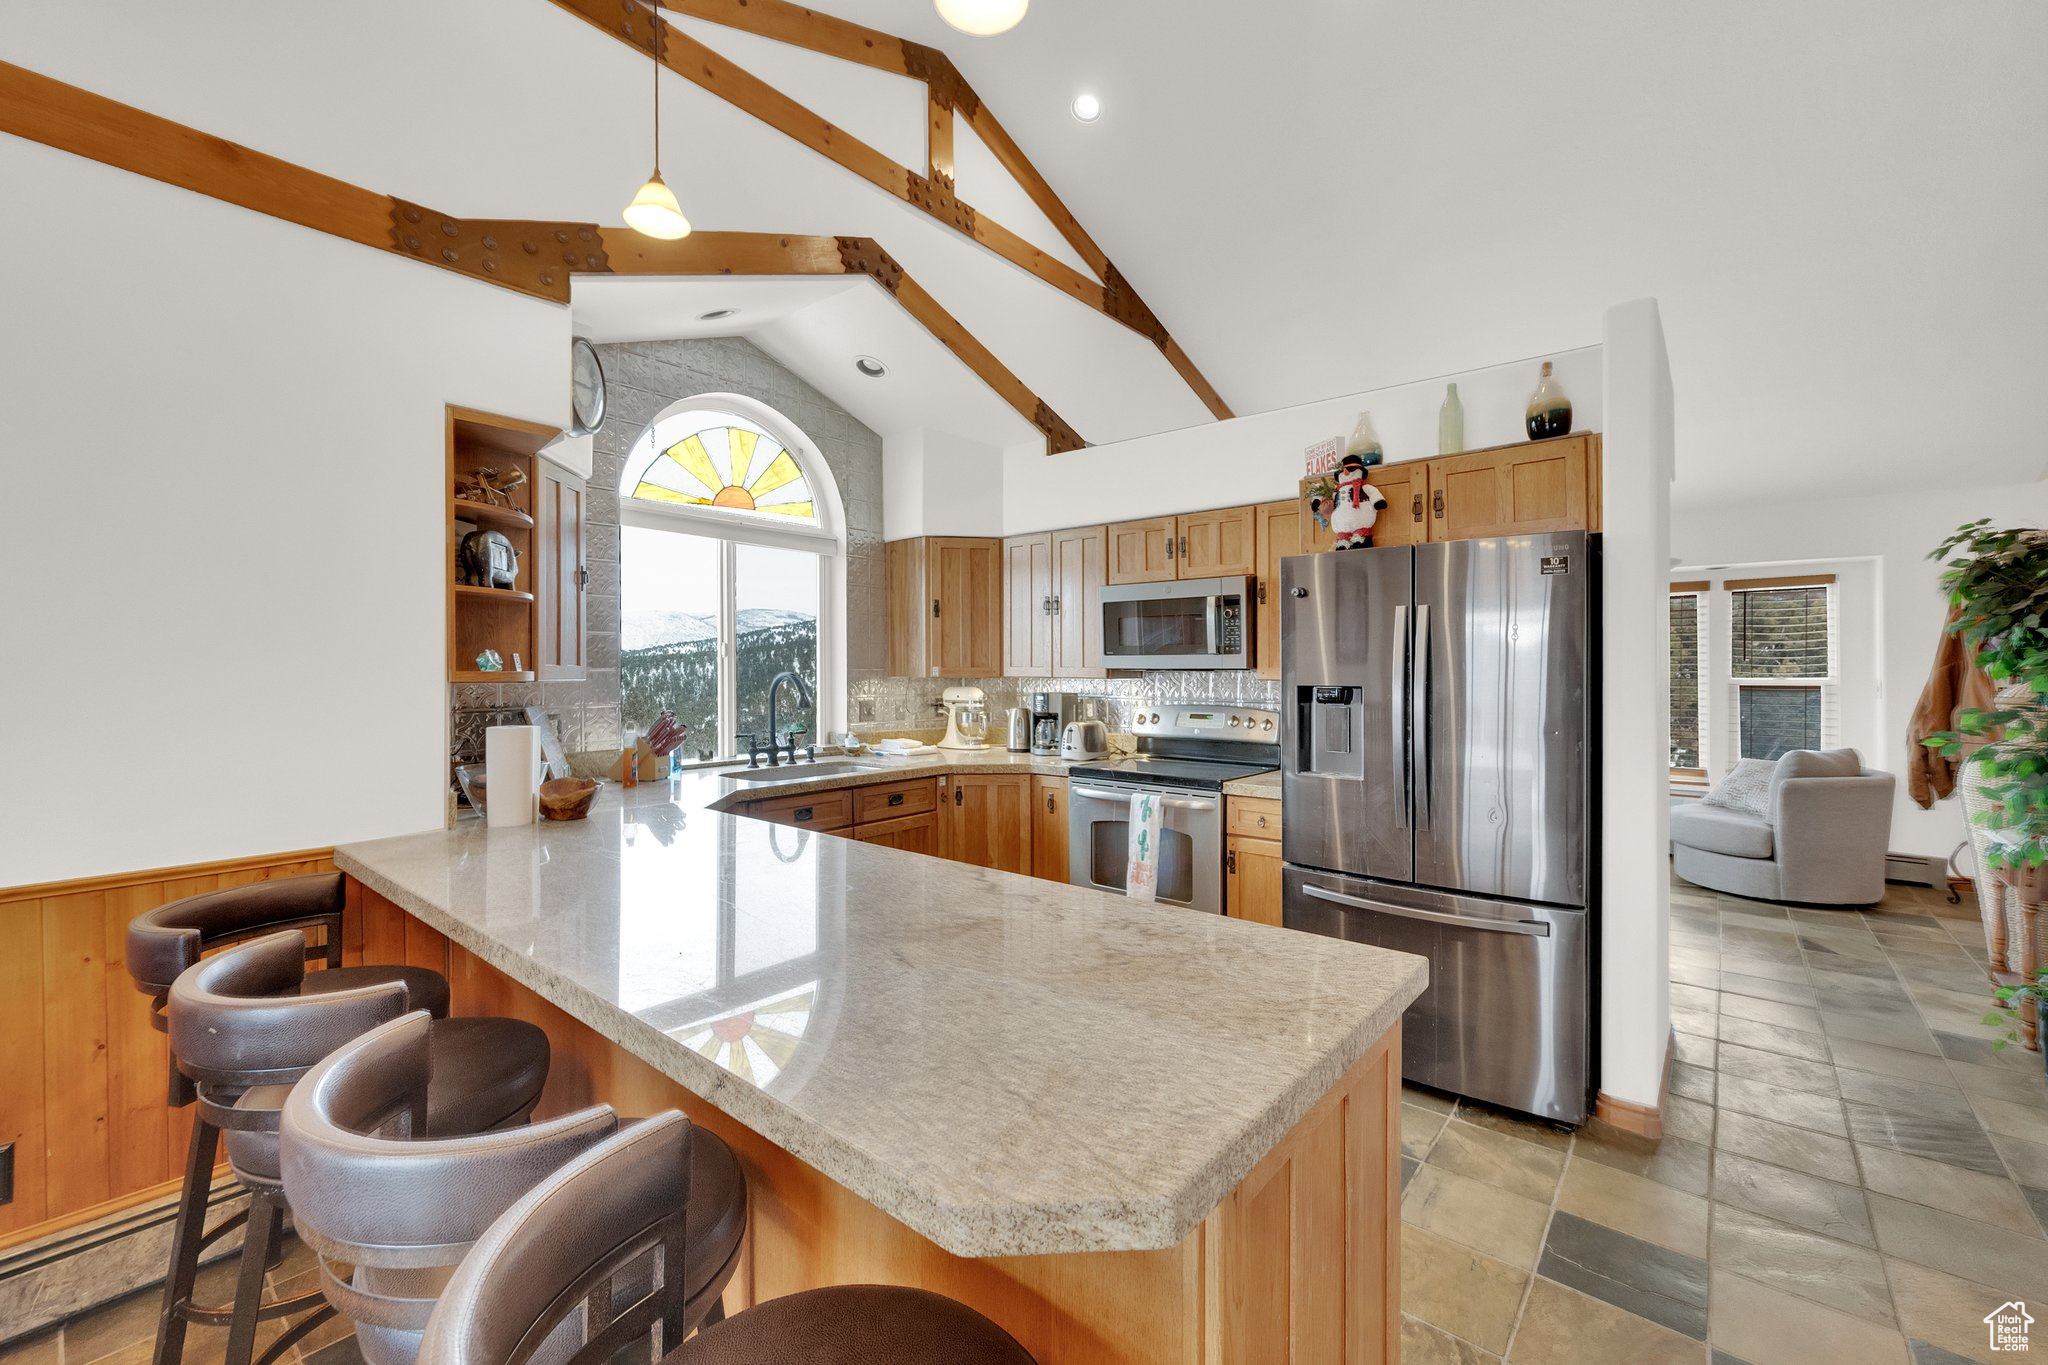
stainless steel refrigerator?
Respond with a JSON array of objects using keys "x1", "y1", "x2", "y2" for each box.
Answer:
[{"x1": 1280, "y1": 532, "x2": 1596, "y2": 1123}]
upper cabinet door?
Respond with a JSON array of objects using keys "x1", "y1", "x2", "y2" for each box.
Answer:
[
  {"x1": 885, "y1": 538, "x2": 929, "y2": 678},
  {"x1": 1051, "y1": 525, "x2": 1107, "y2": 677},
  {"x1": 1177, "y1": 506, "x2": 1256, "y2": 578},
  {"x1": 1252, "y1": 500, "x2": 1297, "y2": 679},
  {"x1": 537, "y1": 460, "x2": 587, "y2": 682},
  {"x1": 1363, "y1": 461, "x2": 1430, "y2": 548},
  {"x1": 1003, "y1": 534, "x2": 1053, "y2": 676},
  {"x1": 1432, "y1": 435, "x2": 1592, "y2": 541},
  {"x1": 926, "y1": 537, "x2": 1003, "y2": 677},
  {"x1": 1105, "y1": 517, "x2": 1178, "y2": 584}
]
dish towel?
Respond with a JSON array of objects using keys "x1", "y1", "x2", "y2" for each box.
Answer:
[{"x1": 1126, "y1": 790, "x2": 1163, "y2": 903}]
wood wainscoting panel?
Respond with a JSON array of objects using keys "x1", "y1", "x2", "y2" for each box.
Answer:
[
  {"x1": 438, "y1": 930, "x2": 1399, "y2": 1364},
  {"x1": 0, "y1": 848, "x2": 337, "y2": 1250}
]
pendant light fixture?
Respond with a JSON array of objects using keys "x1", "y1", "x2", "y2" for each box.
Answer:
[
  {"x1": 934, "y1": 0, "x2": 1027, "y2": 36},
  {"x1": 623, "y1": 20, "x2": 691, "y2": 240}
]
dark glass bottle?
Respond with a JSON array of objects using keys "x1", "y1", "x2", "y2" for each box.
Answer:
[{"x1": 1526, "y1": 361, "x2": 1573, "y2": 439}]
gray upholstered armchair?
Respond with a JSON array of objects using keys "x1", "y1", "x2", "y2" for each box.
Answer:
[{"x1": 1670, "y1": 749, "x2": 1897, "y2": 906}]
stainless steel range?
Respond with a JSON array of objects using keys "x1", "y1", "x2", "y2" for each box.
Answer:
[{"x1": 1066, "y1": 705, "x2": 1280, "y2": 914}]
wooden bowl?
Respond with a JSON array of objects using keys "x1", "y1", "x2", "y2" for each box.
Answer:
[{"x1": 538, "y1": 777, "x2": 601, "y2": 821}]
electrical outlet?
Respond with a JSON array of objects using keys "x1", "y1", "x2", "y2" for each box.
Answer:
[{"x1": 0, "y1": 1143, "x2": 12, "y2": 1205}]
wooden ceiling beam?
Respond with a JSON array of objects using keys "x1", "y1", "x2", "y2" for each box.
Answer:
[
  {"x1": 0, "y1": 58, "x2": 1081, "y2": 452},
  {"x1": 555, "y1": 0, "x2": 1233, "y2": 419}
]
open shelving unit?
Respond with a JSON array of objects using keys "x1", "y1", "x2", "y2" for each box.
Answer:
[{"x1": 447, "y1": 405, "x2": 561, "y2": 686}]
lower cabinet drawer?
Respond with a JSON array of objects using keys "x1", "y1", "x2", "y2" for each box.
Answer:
[
  {"x1": 853, "y1": 777, "x2": 938, "y2": 824},
  {"x1": 1226, "y1": 796, "x2": 1283, "y2": 840},
  {"x1": 746, "y1": 789, "x2": 853, "y2": 832}
]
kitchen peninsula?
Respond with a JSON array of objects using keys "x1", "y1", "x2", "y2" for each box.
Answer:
[{"x1": 335, "y1": 773, "x2": 1426, "y2": 1364}]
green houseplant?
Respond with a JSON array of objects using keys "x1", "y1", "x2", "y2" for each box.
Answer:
[{"x1": 1924, "y1": 521, "x2": 2048, "y2": 1054}]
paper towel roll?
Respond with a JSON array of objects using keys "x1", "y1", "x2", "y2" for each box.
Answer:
[{"x1": 485, "y1": 725, "x2": 540, "y2": 828}]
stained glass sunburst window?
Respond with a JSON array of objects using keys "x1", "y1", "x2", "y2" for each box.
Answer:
[{"x1": 623, "y1": 411, "x2": 818, "y2": 524}]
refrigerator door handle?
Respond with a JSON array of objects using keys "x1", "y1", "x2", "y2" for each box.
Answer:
[
  {"x1": 1391, "y1": 603, "x2": 1409, "y2": 830},
  {"x1": 1302, "y1": 883, "x2": 1552, "y2": 937},
  {"x1": 1412, "y1": 603, "x2": 1431, "y2": 830}
]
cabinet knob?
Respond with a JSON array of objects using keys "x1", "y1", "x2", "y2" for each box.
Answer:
[
  {"x1": 794, "y1": 807, "x2": 813, "y2": 822},
  {"x1": 888, "y1": 792, "x2": 905, "y2": 807},
  {"x1": 1433, "y1": 490, "x2": 1445, "y2": 519},
  {"x1": 1257, "y1": 815, "x2": 1268, "y2": 828}
]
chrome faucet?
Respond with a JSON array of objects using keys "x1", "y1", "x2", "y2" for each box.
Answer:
[{"x1": 765, "y1": 671, "x2": 813, "y2": 766}]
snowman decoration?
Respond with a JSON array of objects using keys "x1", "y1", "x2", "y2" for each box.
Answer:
[{"x1": 1315, "y1": 453, "x2": 1389, "y2": 550}]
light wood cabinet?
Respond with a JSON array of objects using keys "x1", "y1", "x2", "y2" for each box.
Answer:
[
  {"x1": 1108, "y1": 509, "x2": 1257, "y2": 584},
  {"x1": 854, "y1": 809, "x2": 945, "y2": 856},
  {"x1": 886, "y1": 536, "x2": 1003, "y2": 677},
  {"x1": 946, "y1": 773, "x2": 1034, "y2": 875},
  {"x1": 1362, "y1": 459, "x2": 1430, "y2": 549},
  {"x1": 536, "y1": 460, "x2": 587, "y2": 682},
  {"x1": 448, "y1": 407, "x2": 558, "y2": 685},
  {"x1": 1003, "y1": 534, "x2": 1054, "y2": 677},
  {"x1": 1050, "y1": 526, "x2": 1107, "y2": 677},
  {"x1": 1226, "y1": 835, "x2": 1284, "y2": 926},
  {"x1": 1252, "y1": 500, "x2": 1298, "y2": 679},
  {"x1": 1226, "y1": 796, "x2": 1283, "y2": 926},
  {"x1": 1002, "y1": 527, "x2": 1107, "y2": 678},
  {"x1": 1431, "y1": 434, "x2": 1598, "y2": 541},
  {"x1": 1106, "y1": 517, "x2": 1177, "y2": 584},
  {"x1": 1177, "y1": 506, "x2": 1257, "y2": 578},
  {"x1": 1295, "y1": 434, "x2": 1600, "y2": 557},
  {"x1": 853, "y1": 777, "x2": 939, "y2": 825},
  {"x1": 1032, "y1": 775, "x2": 1069, "y2": 882}
]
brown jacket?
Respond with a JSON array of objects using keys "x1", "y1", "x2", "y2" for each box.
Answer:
[{"x1": 1907, "y1": 605, "x2": 1997, "y2": 808}]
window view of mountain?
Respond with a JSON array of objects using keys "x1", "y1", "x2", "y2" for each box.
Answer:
[{"x1": 623, "y1": 609, "x2": 818, "y2": 757}]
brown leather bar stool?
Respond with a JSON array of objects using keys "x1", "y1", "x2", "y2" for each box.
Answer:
[
  {"x1": 416, "y1": 1113, "x2": 1035, "y2": 1365},
  {"x1": 127, "y1": 873, "x2": 452, "y2": 1365},
  {"x1": 277, "y1": 1011, "x2": 748, "y2": 1364},
  {"x1": 168, "y1": 931, "x2": 551, "y2": 1365}
]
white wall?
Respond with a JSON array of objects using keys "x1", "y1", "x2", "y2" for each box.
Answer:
[
  {"x1": 1002, "y1": 346, "x2": 1604, "y2": 534},
  {"x1": 0, "y1": 138, "x2": 567, "y2": 886},
  {"x1": 1674, "y1": 479, "x2": 2048, "y2": 860},
  {"x1": 882, "y1": 429, "x2": 1005, "y2": 539},
  {"x1": 1598, "y1": 299, "x2": 1677, "y2": 1112}
]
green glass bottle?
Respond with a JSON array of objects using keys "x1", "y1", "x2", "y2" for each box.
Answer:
[{"x1": 1438, "y1": 382, "x2": 1464, "y2": 454}]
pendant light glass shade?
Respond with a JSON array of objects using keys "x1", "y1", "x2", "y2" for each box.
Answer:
[
  {"x1": 934, "y1": 0, "x2": 1027, "y2": 36},
  {"x1": 624, "y1": 25, "x2": 691, "y2": 241},
  {"x1": 624, "y1": 171, "x2": 691, "y2": 240}
]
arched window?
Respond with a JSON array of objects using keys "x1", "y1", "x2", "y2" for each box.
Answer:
[{"x1": 618, "y1": 399, "x2": 844, "y2": 761}]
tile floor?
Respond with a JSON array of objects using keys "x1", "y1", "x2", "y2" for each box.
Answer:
[
  {"x1": 0, "y1": 1236, "x2": 361, "y2": 1365},
  {"x1": 1401, "y1": 872, "x2": 2048, "y2": 1365},
  {"x1": 4, "y1": 874, "x2": 2037, "y2": 1365}
]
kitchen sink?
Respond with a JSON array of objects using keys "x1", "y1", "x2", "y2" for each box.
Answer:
[{"x1": 723, "y1": 760, "x2": 892, "y2": 783}]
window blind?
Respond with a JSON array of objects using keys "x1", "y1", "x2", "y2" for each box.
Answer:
[
  {"x1": 1670, "y1": 593, "x2": 1702, "y2": 769},
  {"x1": 1730, "y1": 585, "x2": 1831, "y2": 681}
]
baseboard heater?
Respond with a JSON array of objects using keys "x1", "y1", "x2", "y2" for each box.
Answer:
[{"x1": 1884, "y1": 852, "x2": 1950, "y2": 889}]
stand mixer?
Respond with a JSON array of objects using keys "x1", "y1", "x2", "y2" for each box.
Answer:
[{"x1": 936, "y1": 685, "x2": 991, "y2": 751}]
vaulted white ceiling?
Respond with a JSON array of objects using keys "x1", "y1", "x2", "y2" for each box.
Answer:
[{"x1": 9, "y1": 2, "x2": 2043, "y2": 510}]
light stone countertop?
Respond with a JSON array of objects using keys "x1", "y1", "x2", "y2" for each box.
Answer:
[
  {"x1": 1221, "y1": 771, "x2": 1283, "y2": 800},
  {"x1": 339, "y1": 758, "x2": 1412, "y2": 1260}
]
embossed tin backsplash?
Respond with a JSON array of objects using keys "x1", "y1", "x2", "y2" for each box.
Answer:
[{"x1": 849, "y1": 672, "x2": 1281, "y2": 737}]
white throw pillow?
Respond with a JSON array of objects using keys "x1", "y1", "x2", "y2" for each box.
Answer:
[{"x1": 1701, "y1": 758, "x2": 1776, "y2": 818}]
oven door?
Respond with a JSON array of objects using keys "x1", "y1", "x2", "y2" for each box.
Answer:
[
  {"x1": 1100, "y1": 576, "x2": 1251, "y2": 670},
  {"x1": 1066, "y1": 781, "x2": 1222, "y2": 912}
]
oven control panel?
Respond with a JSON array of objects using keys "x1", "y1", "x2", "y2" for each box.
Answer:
[{"x1": 1130, "y1": 705, "x2": 1280, "y2": 740}]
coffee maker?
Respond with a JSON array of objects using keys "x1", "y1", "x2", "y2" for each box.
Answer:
[{"x1": 1028, "y1": 690, "x2": 1077, "y2": 757}]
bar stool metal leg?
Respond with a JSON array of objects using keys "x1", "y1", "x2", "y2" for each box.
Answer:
[{"x1": 151, "y1": 1117, "x2": 222, "y2": 1365}]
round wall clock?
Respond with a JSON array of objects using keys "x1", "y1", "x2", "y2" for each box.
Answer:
[{"x1": 569, "y1": 336, "x2": 607, "y2": 436}]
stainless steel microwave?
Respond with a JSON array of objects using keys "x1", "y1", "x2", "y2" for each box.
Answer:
[{"x1": 1100, "y1": 576, "x2": 1252, "y2": 670}]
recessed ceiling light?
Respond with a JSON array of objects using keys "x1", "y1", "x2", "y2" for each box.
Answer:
[
  {"x1": 854, "y1": 356, "x2": 888, "y2": 378},
  {"x1": 1071, "y1": 93, "x2": 1103, "y2": 124},
  {"x1": 698, "y1": 308, "x2": 737, "y2": 321}
]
